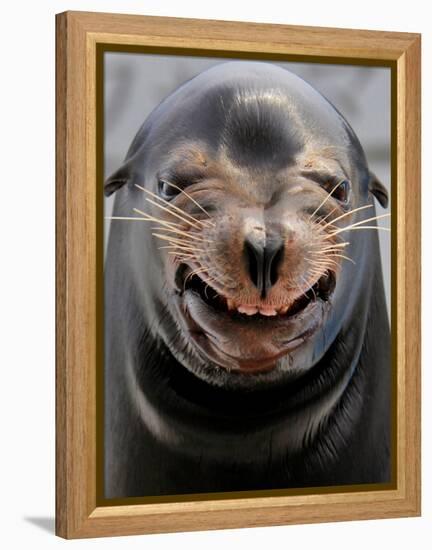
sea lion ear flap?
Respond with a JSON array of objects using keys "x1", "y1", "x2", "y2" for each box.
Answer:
[
  {"x1": 368, "y1": 171, "x2": 389, "y2": 208},
  {"x1": 104, "y1": 164, "x2": 131, "y2": 197}
]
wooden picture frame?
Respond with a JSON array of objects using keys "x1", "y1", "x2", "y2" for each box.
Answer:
[{"x1": 56, "y1": 10, "x2": 421, "y2": 539}]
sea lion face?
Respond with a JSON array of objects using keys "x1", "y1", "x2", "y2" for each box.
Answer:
[{"x1": 106, "y1": 62, "x2": 388, "y2": 387}]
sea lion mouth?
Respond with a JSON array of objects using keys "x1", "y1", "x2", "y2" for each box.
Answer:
[
  {"x1": 174, "y1": 263, "x2": 336, "y2": 373},
  {"x1": 182, "y1": 266, "x2": 336, "y2": 321}
]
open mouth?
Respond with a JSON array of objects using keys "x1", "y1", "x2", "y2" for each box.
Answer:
[
  {"x1": 173, "y1": 263, "x2": 337, "y2": 373},
  {"x1": 180, "y1": 266, "x2": 336, "y2": 321}
]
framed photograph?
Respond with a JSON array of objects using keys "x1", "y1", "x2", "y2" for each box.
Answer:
[{"x1": 56, "y1": 11, "x2": 421, "y2": 539}]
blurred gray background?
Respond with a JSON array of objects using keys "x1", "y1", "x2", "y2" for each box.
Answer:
[{"x1": 104, "y1": 53, "x2": 391, "y2": 313}]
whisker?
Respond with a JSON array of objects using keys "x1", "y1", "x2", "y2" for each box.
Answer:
[
  {"x1": 326, "y1": 213, "x2": 391, "y2": 238},
  {"x1": 311, "y1": 242, "x2": 350, "y2": 251},
  {"x1": 149, "y1": 226, "x2": 212, "y2": 243},
  {"x1": 307, "y1": 268, "x2": 325, "y2": 279},
  {"x1": 326, "y1": 253, "x2": 356, "y2": 265},
  {"x1": 307, "y1": 264, "x2": 325, "y2": 274},
  {"x1": 132, "y1": 208, "x2": 186, "y2": 230},
  {"x1": 300, "y1": 275, "x2": 317, "y2": 300},
  {"x1": 295, "y1": 280, "x2": 308, "y2": 300},
  {"x1": 167, "y1": 251, "x2": 198, "y2": 259},
  {"x1": 158, "y1": 245, "x2": 203, "y2": 254},
  {"x1": 143, "y1": 197, "x2": 204, "y2": 229},
  {"x1": 311, "y1": 247, "x2": 351, "y2": 256},
  {"x1": 108, "y1": 215, "x2": 207, "y2": 245},
  {"x1": 184, "y1": 267, "x2": 209, "y2": 288},
  {"x1": 329, "y1": 226, "x2": 391, "y2": 237},
  {"x1": 135, "y1": 184, "x2": 210, "y2": 229},
  {"x1": 167, "y1": 250, "x2": 198, "y2": 256},
  {"x1": 315, "y1": 249, "x2": 350, "y2": 256},
  {"x1": 161, "y1": 180, "x2": 215, "y2": 225},
  {"x1": 183, "y1": 267, "x2": 216, "y2": 298},
  {"x1": 161, "y1": 242, "x2": 216, "y2": 253},
  {"x1": 308, "y1": 254, "x2": 339, "y2": 263},
  {"x1": 316, "y1": 207, "x2": 338, "y2": 226},
  {"x1": 203, "y1": 276, "x2": 217, "y2": 286},
  {"x1": 307, "y1": 274, "x2": 323, "y2": 284},
  {"x1": 132, "y1": 208, "x2": 182, "y2": 229},
  {"x1": 107, "y1": 216, "x2": 153, "y2": 222},
  {"x1": 309, "y1": 179, "x2": 346, "y2": 220},
  {"x1": 320, "y1": 204, "x2": 374, "y2": 229},
  {"x1": 157, "y1": 242, "x2": 203, "y2": 253},
  {"x1": 309, "y1": 258, "x2": 340, "y2": 269},
  {"x1": 152, "y1": 232, "x2": 203, "y2": 247}
]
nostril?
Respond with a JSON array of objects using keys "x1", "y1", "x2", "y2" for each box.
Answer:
[
  {"x1": 244, "y1": 239, "x2": 264, "y2": 291},
  {"x1": 268, "y1": 244, "x2": 284, "y2": 287},
  {"x1": 264, "y1": 237, "x2": 284, "y2": 294},
  {"x1": 244, "y1": 235, "x2": 284, "y2": 297}
]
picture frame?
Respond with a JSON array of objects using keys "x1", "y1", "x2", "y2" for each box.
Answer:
[{"x1": 55, "y1": 10, "x2": 421, "y2": 539}]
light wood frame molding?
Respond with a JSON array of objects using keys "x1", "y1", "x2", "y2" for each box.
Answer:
[{"x1": 55, "y1": 10, "x2": 421, "y2": 539}]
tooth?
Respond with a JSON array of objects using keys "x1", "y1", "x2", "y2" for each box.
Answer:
[
  {"x1": 279, "y1": 306, "x2": 289, "y2": 314},
  {"x1": 227, "y1": 299, "x2": 236, "y2": 311},
  {"x1": 237, "y1": 305, "x2": 258, "y2": 315},
  {"x1": 259, "y1": 307, "x2": 278, "y2": 316}
]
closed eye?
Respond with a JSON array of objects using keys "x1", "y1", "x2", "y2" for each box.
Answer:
[
  {"x1": 157, "y1": 169, "x2": 205, "y2": 201},
  {"x1": 300, "y1": 170, "x2": 351, "y2": 205},
  {"x1": 157, "y1": 178, "x2": 181, "y2": 200},
  {"x1": 323, "y1": 178, "x2": 351, "y2": 204}
]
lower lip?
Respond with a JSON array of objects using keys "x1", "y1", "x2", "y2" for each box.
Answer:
[
  {"x1": 211, "y1": 334, "x2": 310, "y2": 372},
  {"x1": 175, "y1": 291, "x2": 325, "y2": 372}
]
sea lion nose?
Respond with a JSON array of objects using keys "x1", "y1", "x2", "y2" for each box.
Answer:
[{"x1": 244, "y1": 233, "x2": 284, "y2": 298}]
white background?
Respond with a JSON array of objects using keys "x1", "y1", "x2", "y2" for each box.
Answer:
[{"x1": 0, "y1": 0, "x2": 429, "y2": 548}]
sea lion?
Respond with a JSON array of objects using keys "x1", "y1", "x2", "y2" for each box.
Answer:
[{"x1": 104, "y1": 61, "x2": 390, "y2": 498}]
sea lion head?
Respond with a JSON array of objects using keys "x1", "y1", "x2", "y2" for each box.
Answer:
[{"x1": 105, "y1": 61, "x2": 388, "y2": 388}]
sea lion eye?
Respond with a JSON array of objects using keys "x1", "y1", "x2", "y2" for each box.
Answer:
[
  {"x1": 332, "y1": 179, "x2": 351, "y2": 204},
  {"x1": 158, "y1": 179, "x2": 181, "y2": 200}
]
